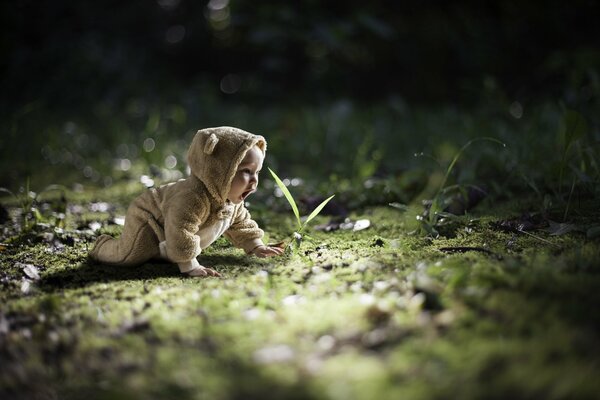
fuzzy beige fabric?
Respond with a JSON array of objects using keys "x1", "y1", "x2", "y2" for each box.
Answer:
[{"x1": 89, "y1": 126, "x2": 267, "y2": 270}]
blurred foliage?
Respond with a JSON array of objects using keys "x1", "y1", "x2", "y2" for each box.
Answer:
[
  {"x1": 0, "y1": 0, "x2": 599, "y2": 201},
  {"x1": 2, "y1": 0, "x2": 599, "y2": 109}
]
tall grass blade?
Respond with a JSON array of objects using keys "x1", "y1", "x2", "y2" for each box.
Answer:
[
  {"x1": 0, "y1": 187, "x2": 22, "y2": 206},
  {"x1": 439, "y1": 137, "x2": 505, "y2": 192},
  {"x1": 303, "y1": 195, "x2": 335, "y2": 227},
  {"x1": 563, "y1": 175, "x2": 577, "y2": 222},
  {"x1": 269, "y1": 168, "x2": 301, "y2": 228},
  {"x1": 0, "y1": 187, "x2": 17, "y2": 198}
]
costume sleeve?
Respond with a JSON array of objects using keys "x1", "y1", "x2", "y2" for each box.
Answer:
[
  {"x1": 162, "y1": 193, "x2": 210, "y2": 265},
  {"x1": 224, "y1": 204, "x2": 264, "y2": 253}
]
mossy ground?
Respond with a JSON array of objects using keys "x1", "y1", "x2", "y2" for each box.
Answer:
[{"x1": 1, "y1": 182, "x2": 600, "y2": 400}]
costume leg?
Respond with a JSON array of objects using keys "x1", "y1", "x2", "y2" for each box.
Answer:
[{"x1": 89, "y1": 206, "x2": 160, "y2": 267}]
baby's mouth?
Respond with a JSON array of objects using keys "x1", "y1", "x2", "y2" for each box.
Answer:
[{"x1": 241, "y1": 189, "x2": 255, "y2": 200}]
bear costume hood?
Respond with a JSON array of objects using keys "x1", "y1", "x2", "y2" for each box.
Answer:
[{"x1": 187, "y1": 126, "x2": 267, "y2": 204}]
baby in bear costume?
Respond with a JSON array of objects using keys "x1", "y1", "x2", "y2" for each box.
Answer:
[{"x1": 89, "y1": 126, "x2": 284, "y2": 277}]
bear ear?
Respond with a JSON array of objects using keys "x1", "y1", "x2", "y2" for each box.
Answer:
[{"x1": 204, "y1": 133, "x2": 219, "y2": 154}]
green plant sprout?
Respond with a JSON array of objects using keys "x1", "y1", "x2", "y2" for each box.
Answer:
[
  {"x1": 428, "y1": 137, "x2": 506, "y2": 236},
  {"x1": 269, "y1": 168, "x2": 334, "y2": 251},
  {"x1": 392, "y1": 137, "x2": 505, "y2": 237},
  {"x1": 0, "y1": 182, "x2": 68, "y2": 232},
  {"x1": 556, "y1": 110, "x2": 589, "y2": 221}
]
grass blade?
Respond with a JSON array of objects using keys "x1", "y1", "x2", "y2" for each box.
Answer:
[
  {"x1": 0, "y1": 187, "x2": 16, "y2": 197},
  {"x1": 269, "y1": 168, "x2": 301, "y2": 228},
  {"x1": 439, "y1": 137, "x2": 505, "y2": 192},
  {"x1": 303, "y1": 195, "x2": 335, "y2": 227},
  {"x1": 0, "y1": 187, "x2": 20, "y2": 204}
]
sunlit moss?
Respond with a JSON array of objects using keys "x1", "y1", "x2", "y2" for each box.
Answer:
[{"x1": 1, "y1": 181, "x2": 600, "y2": 399}]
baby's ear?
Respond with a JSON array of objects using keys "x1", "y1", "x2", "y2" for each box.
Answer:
[{"x1": 204, "y1": 132, "x2": 219, "y2": 154}]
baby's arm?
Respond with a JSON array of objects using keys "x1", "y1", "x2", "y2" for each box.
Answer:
[{"x1": 224, "y1": 204, "x2": 282, "y2": 257}]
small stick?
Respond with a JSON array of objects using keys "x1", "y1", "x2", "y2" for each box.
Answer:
[{"x1": 517, "y1": 229, "x2": 561, "y2": 249}]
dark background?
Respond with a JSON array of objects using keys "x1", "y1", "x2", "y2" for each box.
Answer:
[
  {"x1": 1, "y1": 0, "x2": 599, "y2": 190},
  {"x1": 2, "y1": 0, "x2": 599, "y2": 111}
]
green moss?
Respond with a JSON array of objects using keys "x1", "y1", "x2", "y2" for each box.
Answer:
[{"x1": 1, "y1": 182, "x2": 600, "y2": 399}]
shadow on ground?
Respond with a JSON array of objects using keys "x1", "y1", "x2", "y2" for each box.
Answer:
[{"x1": 40, "y1": 253, "x2": 265, "y2": 290}]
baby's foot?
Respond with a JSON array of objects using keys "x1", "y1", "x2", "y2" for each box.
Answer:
[
  {"x1": 88, "y1": 234, "x2": 113, "y2": 261},
  {"x1": 186, "y1": 266, "x2": 222, "y2": 278}
]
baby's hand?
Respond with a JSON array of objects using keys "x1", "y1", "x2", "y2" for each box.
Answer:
[
  {"x1": 186, "y1": 265, "x2": 222, "y2": 278},
  {"x1": 252, "y1": 244, "x2": 285, "y2": 258}
]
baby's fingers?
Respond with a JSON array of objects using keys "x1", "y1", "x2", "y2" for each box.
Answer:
[
  {"x1": 271, "y1": 246, "x2": 285, "y2": 255},
  {"x1": 187, "y1": 268, "x2": 207, "y2": 277},
  {"x1": 263, "y1": 246, "x2": 285, "y2": 256},
  {"x1": 187, "y1": 266, "x2": 221, "y2": 278},
  {"x1": 205, "y1": 268, "x2": 222, "y2": 277}
]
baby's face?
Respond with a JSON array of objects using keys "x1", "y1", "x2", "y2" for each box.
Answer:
[{"x1": 227, "y1": 145, "x2": 264, "y2": 204}]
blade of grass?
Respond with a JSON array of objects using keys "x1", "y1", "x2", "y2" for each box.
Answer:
[
  {"x1": 303, "y1": 195, "x2": 335, "y2": 228},
  {"x1": 438, "y1": 137, "x2": 506, "y2": 193},
  {"x1": 563, "y1": 175, "x2": 577, "y2": 222},
  {"x1": 0, "y1": 187, "x2": 17, "y2": 198},
  {"x1": 0, "y1": 187, "x2": 23, "y2": 207},
  {"x1": 269, "y1": 168, "x2": 301, "y2": 229}
]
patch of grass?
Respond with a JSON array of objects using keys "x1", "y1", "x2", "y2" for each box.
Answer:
[{"x1": 1, "y1": 180, "x2": 600, "y2": 399}]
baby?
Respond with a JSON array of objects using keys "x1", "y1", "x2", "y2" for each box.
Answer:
[{"x1": 89, "y1": 126, "x2": 284, "y2": 277}]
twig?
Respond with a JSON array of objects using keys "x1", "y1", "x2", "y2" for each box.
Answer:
[{"x1": 517, "y1": 229, "x2": 561, "y2": 249}]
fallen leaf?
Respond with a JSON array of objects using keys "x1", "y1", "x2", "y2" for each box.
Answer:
[
  {"x1": 444, "y1": 186, "x2": 488, "y2": 215},
  {"x1": 491, "y1": 213, "x2": 547, "y2": 232},
  {"x1": 547, "y1": 220, "x2": 577, "y2": 236}
]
